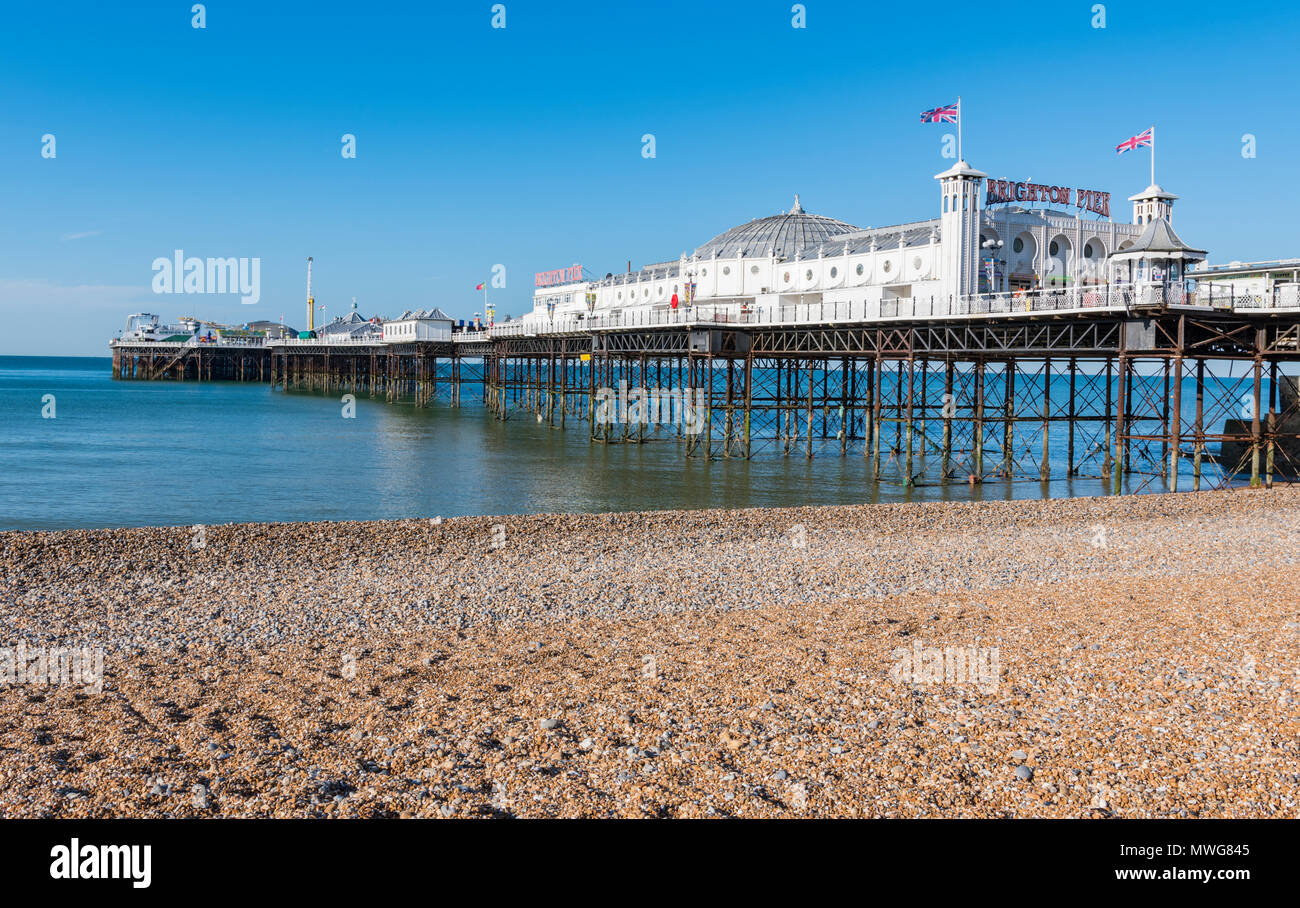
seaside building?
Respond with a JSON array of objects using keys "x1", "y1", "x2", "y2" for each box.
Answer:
[
  {"x1": 381, "y1": 308, "x2": 455, "y2": 342},
  {"x1": 314, "y1": 306, "x2": 383, "y2": 342},
  {"x1": 1190, "y1": 258, "x2": 1300, "y2": 306},
  {"x1": 246, "y1": 319, "x2": 298, "y2": 340},
  {"x1": 521, "y1": 161, "x2": 1234, "y2": 327}
]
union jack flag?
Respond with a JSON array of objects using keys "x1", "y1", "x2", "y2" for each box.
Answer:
[
  {"x1": 920, "y1": 101, "x2": 959, "y2": 124},
  {"x1": 1116, "y1": 127, "x2": 1153, "y2": 154}
]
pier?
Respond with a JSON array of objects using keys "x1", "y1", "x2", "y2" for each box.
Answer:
[{"x1": 110, "y1": 285, "x2": 1300, "y2": 493}]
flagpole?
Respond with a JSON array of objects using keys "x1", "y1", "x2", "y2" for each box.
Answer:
[
  {"x1": 1150, "y1": 124, "x2": 1155, "y2": 186},
  {"x1": 957, "y1": 96, "x2": 963, "y2": 161}
]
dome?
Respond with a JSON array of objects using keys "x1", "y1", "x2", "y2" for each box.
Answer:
[{"x1": 693, "y1": 195, "x2": 858, "y2": 259}]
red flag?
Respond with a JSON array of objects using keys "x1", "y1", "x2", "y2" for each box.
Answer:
[{"x1": 475, "y1": 282, "x2": 485, "y2": 290}]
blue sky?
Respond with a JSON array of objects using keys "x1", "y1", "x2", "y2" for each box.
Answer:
[{"x1": 1, "y1": 0, "x2": 1297, "y2": 355}]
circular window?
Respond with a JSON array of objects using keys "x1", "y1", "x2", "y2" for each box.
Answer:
[
  {"x1": 657, "y1": 286, "x2": 664, "y2": 296},
  {"x1": 702, "y1": 268, "x2": 708, "y2": 276},
  {"x1": 856, "y1": 263, "x2": 864, "y2": 276},
  {"x1": 912, "y1": 256, "x2": 922, "y2": 271},
  {"x1": 722, "y1": 266, "x2": 730, "y2": 276},
  {"x1": 750, "y1": 265, "x2": 759, "y2": 274},
  {"x1": 673, "y1": 284, "x2": 678, "y2": 293},
  {"x1": 1013, "y1": 238, "x2": 1024, "y2": 254},
  {"x1": 1050, "y1": 241, "x2": 1059, "y2": 256},
  {"x1": 643, "y1": 288, "x2": 649, "y2": 297},
  {"x1": 1085, "y1": 242, "x2": 1099, "y2": 259},
  {"x1": 830, "y1": 266, "x2": 838, "y2": 279},
  {"x1": 617, "y1": 292, "x2": 623, "y2": 300},
  {"x1": 805, "y1": 269, "x2": 813, "y2": 281},
  {"x1": 783, "y1": 271, "x2": 791, "y2": 282},
  {"x1": 882, "y1": 260, "x2": 893, "y2": 273}
]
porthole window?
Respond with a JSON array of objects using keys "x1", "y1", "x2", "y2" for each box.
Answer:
[
  {"x1": 830, "y1": 266, "x2": 838, "y2": 279},
  {"x1": 882, "y1": 260, "x2": 893, "y2": 273},
  {"x1": 644, "y1": 288, "x2": 649, "y2": 297},
  {"x1": 750, "y1": 265, "x2": 760, "y2": 274},
  {"x1": 702, "y1": 268, "x2": 708, "y2": 276},
  {"x1": 783, "y1": 271, "x2": 791, "y2": 282},
  {"x1": 856, "y1": 263, "x2": 864, "y2": 276},
  {"x1": 722, "y1": 265, "x2": 730, "y2": 276},
  {"x1": 1050, "y1": 241, "x2": 1060, "y2": 256},
  {"x1": 1013, "y1": 238, "x2": 1024, "y2": 254},
  {"x1": 657, "y1": 286, "x2": 664, "y2": 296},
  {"x1": 805, "y1": 269, "x2": 813, "y2": 281},
  {"x1": 617, "y1": 292, "x2": 622, "y2": 300},
  {"x1": 912, "y1": 256, "x2": 922, "y2": 271}
]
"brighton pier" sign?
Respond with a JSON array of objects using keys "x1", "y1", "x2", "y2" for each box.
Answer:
[
  {"x1": 535, "y1": 264, "x2": 584, "y2": 287},
  {"x1": 985, "y1": 179, "x2": 1111, "y2": 217}
]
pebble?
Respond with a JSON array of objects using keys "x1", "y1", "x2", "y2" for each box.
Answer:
[{"x1": 3, "y1": 489, "x2": 1298, "y2": 819}]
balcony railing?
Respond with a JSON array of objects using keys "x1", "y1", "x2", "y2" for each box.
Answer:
[{"x1": 132, "y1": 283, "x2": 1295, "y2": 350}]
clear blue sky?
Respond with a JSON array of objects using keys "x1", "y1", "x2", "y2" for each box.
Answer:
[{"x1": 1, "y1": 0, "x2": 1296, "y2": 355}]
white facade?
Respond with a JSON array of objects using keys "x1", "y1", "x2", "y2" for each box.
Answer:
[
  {"x1": 382, "y1": 308, "x2": 453, "y2": 342},
  {"x1": 522, "y1": 158, "x2": 1180, "y2": 329}
]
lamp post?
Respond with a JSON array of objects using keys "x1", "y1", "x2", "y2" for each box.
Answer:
[{"x1": 981, "y1": 238, "x2": 1004, "y2": 294}]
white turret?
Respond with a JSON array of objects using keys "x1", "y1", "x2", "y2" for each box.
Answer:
[
  {"x1": 935, "y1": 160, "x2": 987, "y2": 299},
  {"x1": 1129, "y1": 184, "x2": 1178, "y2": 226}
]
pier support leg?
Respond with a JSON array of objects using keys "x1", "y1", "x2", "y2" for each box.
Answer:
[
  {"x1": 1251, "y1": 355, "x2": 1263, "y2": 488},
  {"x1": 871, "y1": 354, "x2": 883, "y2": 478},
  {"x1": 941, "y1": 360, "x2": 954, "y2": 479},
  {"x1": 1114, "y1": 355, "x2": 1128, "y2": 495},
  {"x1": 1066, "y1": 357, "x2": 1077, "y2": 476},
  {"x1": 1041, "y1": 357, "x2": 1051, "y2": 482},
  {"x1": 904, "y1": 355, "x2": 915, "y2": 485},
  {"x1": 973, "y1": 361, "x2": 984, "y2": 482},
  {"x1": 1170, "y1": 355, "x2": 1183, "y2": 492},
  {"x1": 1002, "y1": 362, "x2": 1015, "y2": 479},
  {"x1": 744, "y1": 351, "x2": 754, "y2": 459},
  {"x1": 1193, "y1": 359, "x2": 1205, "y2": 491},
  {"x1": 1267, "y1": 360, "x2": 1277, "y2": 487},
  {"x1": 806, "y1": 358, "x2": 814, "y2": 460}
]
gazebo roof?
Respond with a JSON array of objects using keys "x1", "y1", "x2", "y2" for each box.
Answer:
[{"x1": 1111, "y1": 217, "x2": 1205, "y2": 262}]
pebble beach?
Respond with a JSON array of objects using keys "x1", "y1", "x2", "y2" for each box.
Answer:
[{"x1": 2, "y1": 488, "x2": 1299, "y2": 818}]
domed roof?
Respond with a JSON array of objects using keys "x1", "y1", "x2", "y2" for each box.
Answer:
[{"x1": 693, "y1": 195, "x2": 858, "y2": 259}]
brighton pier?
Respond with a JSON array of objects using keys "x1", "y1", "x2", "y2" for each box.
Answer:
[{"x1": 110, "y1": 157, "x2": 1300, "y2": 493}]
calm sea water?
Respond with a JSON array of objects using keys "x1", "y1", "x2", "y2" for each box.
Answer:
[{"x1": 0, "y1": 355, "x2": 1250, "y2": 531}]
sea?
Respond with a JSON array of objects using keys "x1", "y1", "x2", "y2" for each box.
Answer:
[{"x1": 0, "y1": 355, "x2": 1261, "y2": 531}]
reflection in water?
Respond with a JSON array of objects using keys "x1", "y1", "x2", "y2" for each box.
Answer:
[{"x1": 0, "y1": 356, "x2": 1179, "y2": 531}]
